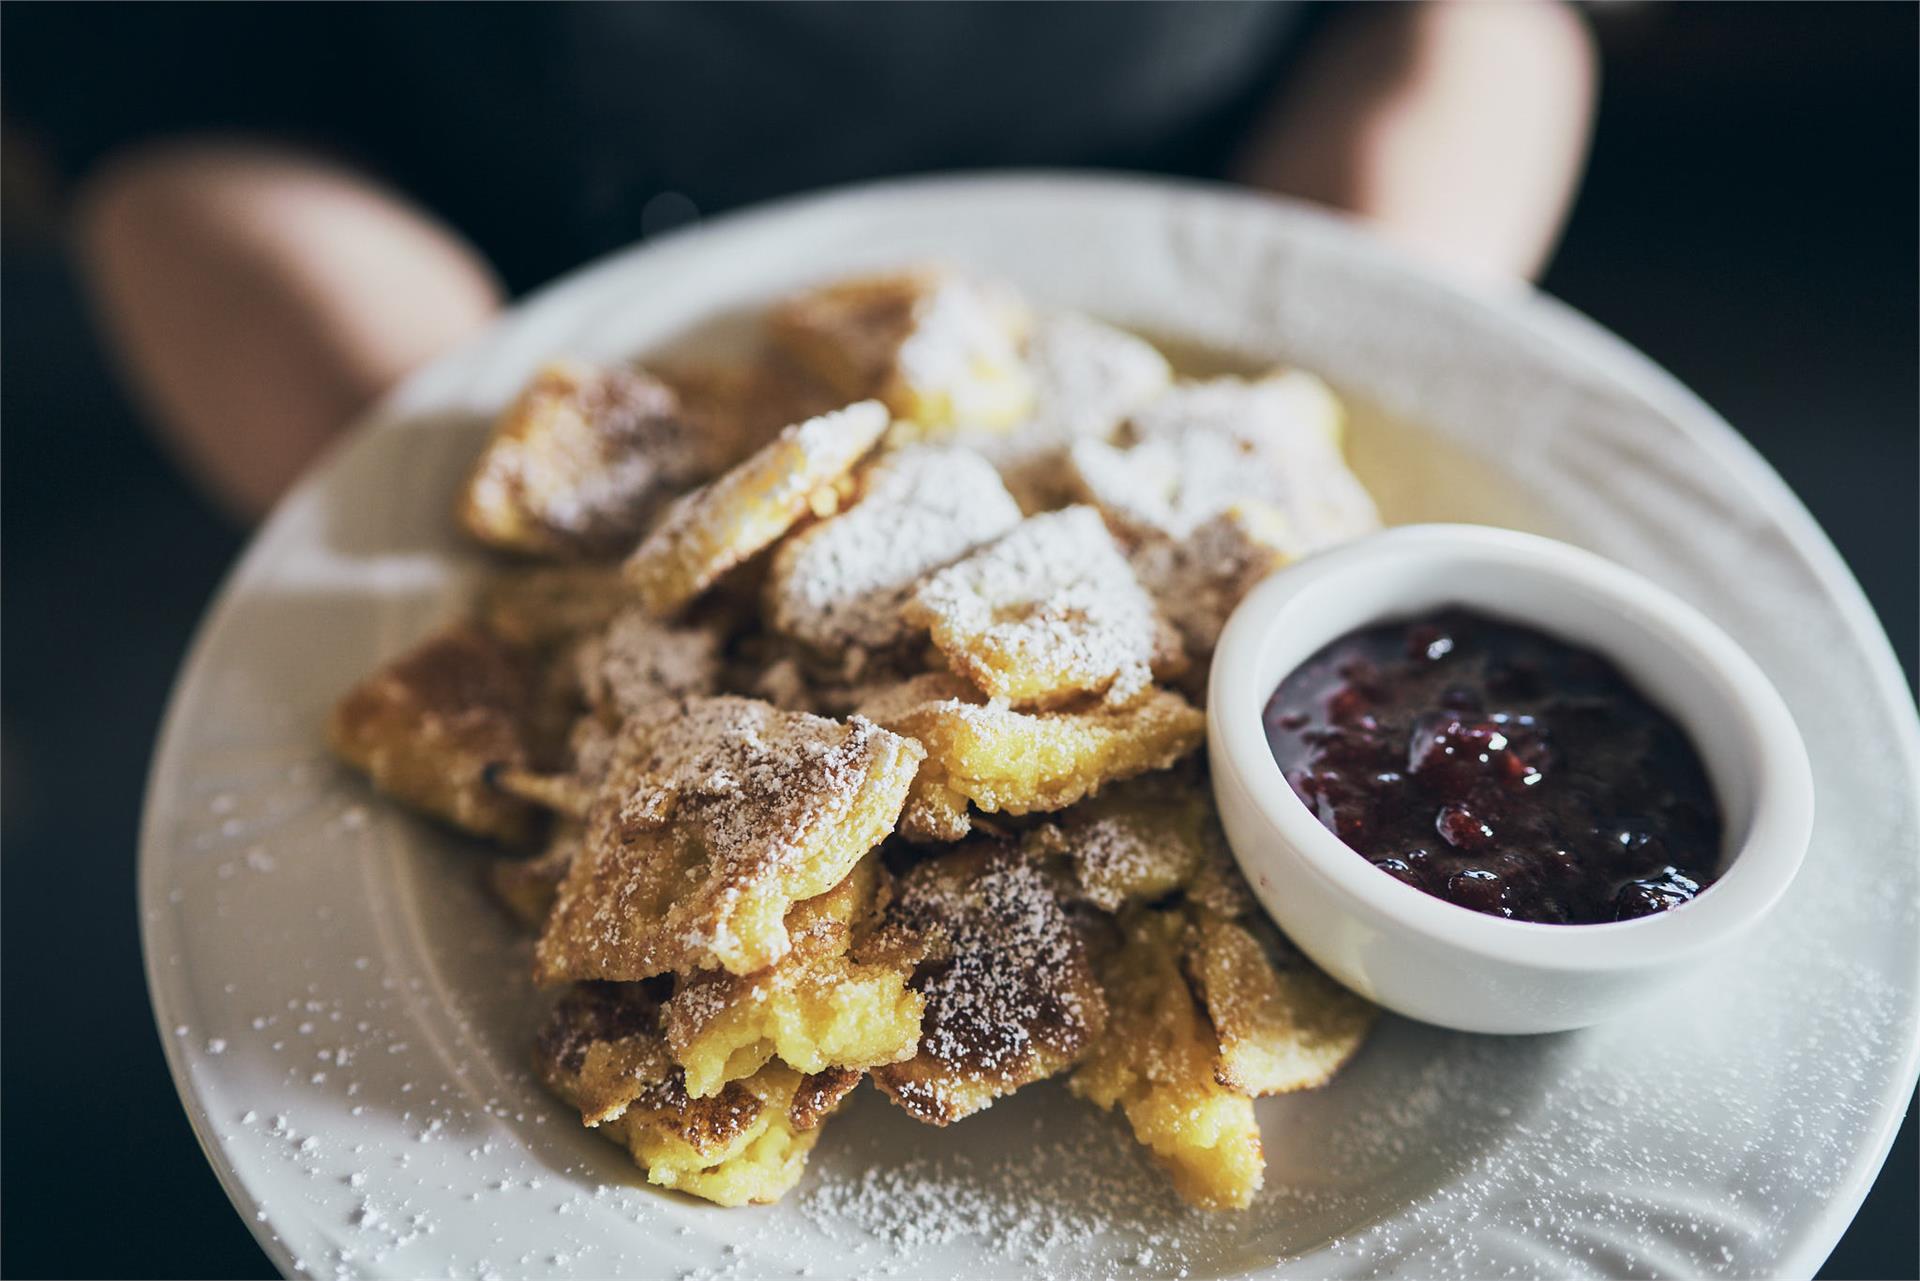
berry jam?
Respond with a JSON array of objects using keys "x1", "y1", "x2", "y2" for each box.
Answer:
[{"x1": 1264, "y1": 609, "x2": 1723, "y2": 924}]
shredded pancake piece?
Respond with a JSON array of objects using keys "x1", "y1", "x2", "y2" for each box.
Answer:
[
  {"x1": 746, "y1": 654, "x2": 822, "y2": 712},
  {"x1": 475, "y1": 564, "x2": 632, "y2": 651},
  {"x1": 458, "y1": 360, "x2": 708, "y2": 557},
  {"x1": 861, "y1": 845, "x2": 1107, "y2": 1125},
  {"x1": 535, "y1": 983, "x2": 855, "y2": 1205},
  {"x1": 1183, "y1": 908, "x2": 1376, "y2": 1098},
  {"x1": 1026, "y1": 768, "x2": 1224, "y2": 913},
  {"x1": 662, "y1": 855, "x2": 924, "y2": 1098},
  {"x1": 1071, "y1": 907, "x2": 1264, "y2": 1210},
  {"x1": 769, "y1": 268, "x2": 1034, "y2": 434},
  {"x1": 572, "y1": 608, "x2": 725, "y2": 723},
  {"x1": 1126, "y1": 502, "x2": 1293, "y2": 664},
  {"x1": 533, "y1": 697, "x2": 924, "y2": 983},
  {"x1": 1071, "y1": 372, "x2": 1378, "y2": 550},
  {"x1": 624, "y1": 401, "x2": 890, "y2": 616},
  {"x1": 327, "y1": 623, "x2": 541, "y2": 845},
  {"x1": 907, "y1": 506, "x2": 1184, "y2": 708},
  {"x1": 535, "y1": 981, "x2": 676, "y2": 1127},
  {"x1": 858, "y1": 673, "x2": 1205, "y2": 842},
  {"x1": 486, "y1": 710, "x2": 625, "y2": 823},
  {"x1": 1128, "y1": 367, "x2": 1343, "y2": 448},
  {"x1": 611, "y1": 1061, "x2": 848, "y2": 1206},
  {"x1": 1184, "y1": 839, "x2": 1263, "y2": 923},
  {"x1": 766, "y1": 444, "x2": 1023, "y2": 661}
]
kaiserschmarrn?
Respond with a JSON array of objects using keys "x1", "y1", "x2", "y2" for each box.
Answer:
[{"x1": 329, "y1": 266, "x2": 1382, "y2": 1211}]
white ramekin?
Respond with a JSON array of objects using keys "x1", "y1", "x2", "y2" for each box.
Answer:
[{"x1": 1207, "y1": 524, "x2": 1814, "y2": 1034}]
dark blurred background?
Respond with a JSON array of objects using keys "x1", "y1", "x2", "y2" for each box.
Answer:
[{"x1": 3, "y1": 4, "x2": 1914, "y2": 1277}]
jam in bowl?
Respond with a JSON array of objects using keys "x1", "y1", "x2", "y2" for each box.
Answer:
[{"x1": 1264, "y1": 609, "x2": 1723, "y2": 925}]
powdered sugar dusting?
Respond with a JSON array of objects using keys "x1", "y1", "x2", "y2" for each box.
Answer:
[
  {"x1": 462, "y1": 360, "x2": 705, "y2": 554},
  {"x1": 768, "y1": 445, "x2": 1022, "y2": 656},
  {"x1": 866, "y1": 850, "x2": 1102, "y2": 1124},
  {"x1": 1023, "y1": 311, "x2": 1173, "y2": 442},
  {"x1": 612, "y1": 699, "x2": 892, "y2": 888},
  {"x1": 1127, "y1": 504, "x2": 1293, "y2": 660},
  {"x1": 573, "y1": 609, "x2": 722, "y2": 718},
  {"x1": 1072, "y1": 373, "x2": 1380, "y2": 548},
  {"x1": 891, "y1": 275, "x2": 1032, "y2": 428},
  {"x1": 801, "y1": 1090, "x2": 1212, "y2": 1278},
  {"x1": 625, "y1": 399, "x2": 890, "y2": 613},
  {"x1": 909, "y1": 506, "x2": 1173, "y2": 707},
  {"x1": 953, "y1": 312, "x2": 1174, "y2": 511}
]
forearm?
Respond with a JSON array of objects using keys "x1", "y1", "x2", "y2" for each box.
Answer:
[
  {"x1": 1238, "y1": 0, "x2": 1598, "y2": 282},
  {"x1": 76, "y1": 140, "x2": 502, "y2": 518}
]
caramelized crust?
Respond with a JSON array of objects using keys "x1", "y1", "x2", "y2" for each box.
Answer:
[
  {"x1": 788, "y1": 1066, "x2": 863, "y2": 1130},
  {"x1": 326, "y1": 623, "x2": 541, "y2": 845},
  {"x1": 534, "y1": 697, "x2": 924, "y2": 983},
  {"x1": 662, "y1": 856, "x2": 924, "y2": 1098},
  {"x1": 535, "y1": 982, "x2": 676, "y2": 1126},
  {"x1": 606, "y1": 1062, "x2": 831, "y2": 1206},
  {"x1": 624, "y1": 401, "x2": 890, "y2": 617},
  {"x1": 1071, "y1": 908, "x2": 1264, "y2": 1210},
  {"x1": 908, "y1": 506, "x2": 1184, "y2": 709},
  {"x1": 768, "y1": 271, "x2": 922, "y2": 404},
  {"x1": 862, "y1": 845, "x2": 1106, "y2": 1125},
  {"x1": 458, "y1": 360, "x2": 708, "y2": 557},
  {"x1": 858, "y1": 674, "x2": 1205, "y2": 842},
  {"x1": 486, "y1": 705, "x2": 629, "y2": 823},
  {"x1": 534, "y1": 983, "x2": 851, "y2": 1205}
]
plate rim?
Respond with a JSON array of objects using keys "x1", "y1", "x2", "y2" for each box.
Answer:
[{"x1": 139, "y1": 168, "x2": 1920, "y2": 1280}]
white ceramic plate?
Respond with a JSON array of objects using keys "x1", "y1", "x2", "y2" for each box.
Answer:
[{"x1": 141, "y1": 175, "x2": 1920, "y2": 1281}]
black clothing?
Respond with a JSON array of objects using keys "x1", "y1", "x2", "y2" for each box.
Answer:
[{"x1": 4, "y1": 1, "x2": 1311, "y2": 290}]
